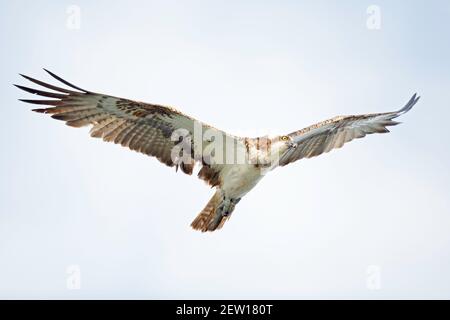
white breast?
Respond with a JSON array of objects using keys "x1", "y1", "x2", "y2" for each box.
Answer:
[{"x1": 220, "y1": 164, "x2": 264, "y2": 199}]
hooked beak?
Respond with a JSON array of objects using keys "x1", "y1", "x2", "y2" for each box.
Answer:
[{"x1": 288, "y1": 141, "x2": 297, "y2": 149}]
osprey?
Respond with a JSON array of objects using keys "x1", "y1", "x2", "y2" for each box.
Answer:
[{"x1": 16, "y1": 70, "x2": 420, "y2": 232}]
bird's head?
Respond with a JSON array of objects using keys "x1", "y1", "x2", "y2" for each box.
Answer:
[
  {"x1": 273, "y1": 135, "x2": 297, "y2": 151},
  {"x1": 266, "y1": 135, "x2": 297, "y2": 164}
]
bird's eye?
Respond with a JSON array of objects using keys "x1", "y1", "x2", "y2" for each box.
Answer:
[{"x1": 281, "y1": 136, "x2": 289, "y2": 141}]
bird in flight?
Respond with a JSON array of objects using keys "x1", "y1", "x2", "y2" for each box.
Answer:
[{"x1": 16, "y1": 70, "x2": 420, "y2": 232}]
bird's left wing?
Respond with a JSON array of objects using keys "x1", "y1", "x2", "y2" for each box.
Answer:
[
  {"x1": 16, "y1": 69, "x2": 236, "y2": 187},
  {"x1": 279, "y1": 94, "x2": 420, "y2": 166}
]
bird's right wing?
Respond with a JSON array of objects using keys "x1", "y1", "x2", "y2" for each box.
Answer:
[
  {"x1": 279, "y1": 94, "x2": 420, "y2": 166},
  {"x1": 16, "y1": 69, "x2": 241, "y2": 187}
]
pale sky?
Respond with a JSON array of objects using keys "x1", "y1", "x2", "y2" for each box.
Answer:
[{"x1": 1, "y1": 0, "x2": 450, "y2": 299}]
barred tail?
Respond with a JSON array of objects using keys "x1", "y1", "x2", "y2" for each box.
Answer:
[{"x1": 191, "y1": 190, "x2": 228, "y2": 232}]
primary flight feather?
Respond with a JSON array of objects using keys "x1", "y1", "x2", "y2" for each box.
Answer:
[{"x1": 16, "y1": 70, "x2": 420, "y2": 232}]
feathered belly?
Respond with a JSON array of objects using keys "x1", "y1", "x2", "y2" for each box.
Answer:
[{"x1": 220, "y1": 164, "x2": 264, "y2": 198}]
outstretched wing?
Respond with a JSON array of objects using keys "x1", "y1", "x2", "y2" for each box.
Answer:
[
  {"x1": 16, "y1": 69, "x2": 236, "y2": 187},
  {"x1": 279, "y1": 94, "x2": 420, "y2": 166}
]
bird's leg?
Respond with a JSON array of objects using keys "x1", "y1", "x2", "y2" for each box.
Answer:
[{"x1": 221, "y1": 198, "x2": 241, "y2": 217}]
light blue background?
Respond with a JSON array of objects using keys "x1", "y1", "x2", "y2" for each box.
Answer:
[{"x1": 1, "y1": 0, "x2": 449, "y2": 299}]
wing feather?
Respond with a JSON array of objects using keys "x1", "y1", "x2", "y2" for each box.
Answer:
[
  {"x1": 280, "y1": 94, "x2": 420, "y2": 166},
  {"x1": 16, "y1": 70, "x2": 239, "y2": 186}
]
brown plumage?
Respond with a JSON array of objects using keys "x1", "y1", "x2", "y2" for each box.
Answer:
[
  {"x1": 191, "y1": 191, "x2": 228, "y2": 232},
  {"x1": 16, "y1": 69, "x2": 234, "y2": 182}
]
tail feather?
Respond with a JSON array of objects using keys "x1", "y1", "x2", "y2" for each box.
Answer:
[{"x1": 191, "y1": 191, "x2": 228, "y2": 232}]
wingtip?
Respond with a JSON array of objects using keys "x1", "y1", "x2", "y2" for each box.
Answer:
[
  {"x1": 43, "y1": 68, "x2": 60, "y2": 79},
  {"x1": 19, "y1": 73, "x2": 33, "y2": 82},
  {"x1": 42, "y1": 68, "x2": 88, "y2": 93},
  {"x1": 13, "y1": 84, "x2": 27, "y2": 92},
  {"x1": 14, "y1": 84, "x2": 30, "y2": 91},
  {"x1": 31, "y1": 108, "x2": 47, "y2": 113},
  {"x1": 18, "y1": 98, "x2": 34, "y2": 104},
  {"x1": 398, "y1": 93, "x2": 420, "y2": 114},
  {"x1": 19, "y1": 73, "x2": 33, "y2": 80},
  {"x1": 43, "y1": 68, "x2": 56, "y2": 78}
]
